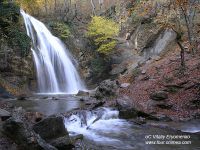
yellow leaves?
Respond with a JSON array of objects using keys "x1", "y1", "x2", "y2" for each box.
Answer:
[
  {"x1": 16, "y1": 0, "x2": 44, "y2": 14},
  {"x1": 87, "y1": 16, "x2": 119, "y2": 55},
  {"x1": 88, "y1": 16, "x2": 119, "y2": 38},
  {"x1": 97, "y1": 40, "x2": 117, "y2": 55}
]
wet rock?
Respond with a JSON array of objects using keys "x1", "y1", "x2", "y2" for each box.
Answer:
[
  {"x1": 134, "y1": 117, "x2": 146, "y2": 125},
  {"x1": 120, "y1": 83, "x2": 130, "y2": 88},
  {"x1": 116, "y1": 97, "x2": 139, "y2": 119},
  {"x1": 152, "y1": 114, "x2": 172, "y2": 122},
  {"x1": 92, "y1": 101, "x2": 105, "y2": 109},
  {"x1": 76, "y1": 90, "x2": 89, "y2": 96},
  {"x1": 17, "y1": 94, "x2": 27, "y2": 100},
  {"x1": 150, "y1": 91, "x2": 168, "y2": 101},
  {"x1": 70, "y1": 134, "x2": 83, "y2": 144},
  {"x1": 25, "y1": 112, "x2": 44, "y2": 123},
  {"x1": 0, "y1": 109, "x2": 11, "y2": 121},
  {"x1": 33, "y1": 116, "x2": 68, "y2": 141},
  {"x1": 52, "y1": 97, "x2": 59, "y2": 100},
  {"x1": 49, "y1": 136, "x2": 74, "y2": 150},
  {"x1": 193, "y1": 112, "x2": 200, "y2": 119},
  {"x1": 95, "y1": 79, "x2": 119, "y2": 99},
  {"x1": 2, "y1": 117, "x2": 57, "y2": 150}
]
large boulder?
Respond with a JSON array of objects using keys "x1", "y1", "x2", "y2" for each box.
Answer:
[
  {"x1": 49, "y1": 136, "x2": 74, "y2": 150},
  {"x1": 33, "y1": 116, "x2": 68, "y2": 141},
  {"x1": 0, "y1": 109, "x2": 11, "y2": 121},
  {"x1": 2, "y1": 117, "x2": 57, "y2": 150},
  {"x1": 147, "y1": 100, "x2": 172, "y2": 110},
  {"x1": 76, "y1": 90, "x2": 89, "y2": 97},
  {"x1": 110, "y1": 64, "x2": 127, "y2": 75},
  {"x1": 33, "y1": 116, "x2": 74, "y2": 150},
  {"x1": 116, "y1": 97, "x2": 160, "y2": 120},
  {"x1": 150, "y1": 91, "x2": 168, "y2": 101},
  {"x1": 95, "y1": 79, "x2": 119, "y2": 99},
  {"x1": 141, "y1": 28, "x2": 177, "y2": 60}
]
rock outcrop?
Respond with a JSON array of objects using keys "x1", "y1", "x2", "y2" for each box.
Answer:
[{"x1": 95, "y1": 79, "x2": 119, "y2": 99}]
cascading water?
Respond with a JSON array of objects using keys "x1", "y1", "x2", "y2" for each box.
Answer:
[{"x1": 20, "y1": 10, "x2": 85, "y2": 94}]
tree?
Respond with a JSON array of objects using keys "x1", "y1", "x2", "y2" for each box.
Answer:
[
  {"x1": 87, "y1": 16, "x2": 119, "y2": 55},
  {"x1": 175, "y1": 0, "x2": 200, "y2": 54}
]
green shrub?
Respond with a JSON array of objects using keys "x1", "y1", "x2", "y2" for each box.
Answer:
[
  {"x1": 87, "y1": 16, "x2": 119, "y2": 55},
  {"x1": 8, "y1": 28, "x2": 31, "y2": 57},
  {"x1": 0, "y1": 1, "x2": 31, "y2": 57},
  {"x1": 49, "y1": 22, "x2": 71, "y2": 40}
]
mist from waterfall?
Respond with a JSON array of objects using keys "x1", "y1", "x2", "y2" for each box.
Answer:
[{"x1": 21, "y1": 10, "x2": 86, "y2": 94}]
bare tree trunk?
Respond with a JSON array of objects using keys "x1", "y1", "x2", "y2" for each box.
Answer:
[
  {"x1": 54, "y1": 0, "x2": 57, "y2": 14},
  {"x1": 180, "y1": 0, "x2": 197, "y2": 54},
  {"x1": 90, "y1": 0, "x2": 96, "y2": 15},
  {"x1": 44, "y1": 0, "x2": 47, "y2": 14},
  {"x1": 177, "y1": 41, "x2": 185, "y2": 68}
]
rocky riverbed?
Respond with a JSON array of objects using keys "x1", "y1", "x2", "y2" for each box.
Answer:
[{"x1": 0, "y1": 90, "x2": 200, "y2": 150}]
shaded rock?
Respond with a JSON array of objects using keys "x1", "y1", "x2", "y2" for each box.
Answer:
[
  {"x1": 134, "y1": 117, "x2": 146, "y2": 125},
  {"x1": 0, "y1": 86, "x2": 13, "y2": 99},
  {"x1": 76, "y1": 90, "x2": 89, "y2": 97},
  {"x1": 164, "y1": 84, "x2": 183, "y2": 93},
  {"x1": 2, "y1": 117, "x2": 57, "y2": 150},
  {"x1": 17, "y1": 94, "x2": 27, "y2": 100},
  {"x1": 95, "y1": 79, "x2": 119, "y2": 99},
  {"x1": 147, "y1": 100, "x2": 172, "y2": 110},
  {"x1": 116, "y1": 97, "x2": 158, "y2": 120},
  {"x1": 25, "y1": 112, "x2": 44, "y2": 123},
  {"x1": 88, "y1": 89, "x2": 97, "y2": 97},
  {"x1": 49, "y1": 136, "x2": 74, "y2": 150},
  {"x1": 92, "y1": 101, "x2": 105, "y2": 109},
  {"x1": 70, "y1": 134, "x2": 83, "y2": 144},
  {"x1": 193, "y1": 112, "x2": 200, "y2": 119},
  {"x1": 110, "y1": 64, "x2": 127, "y2": 75},
  {"x1": 191, "y1": 99, "x2": 200, "y2": 108},
  {"x1": 152, "y1": 114, "x2": 172, "y2": 122},
  {"x1": 141, "y1": 75, "x2": 150, "y2": 81},
  {"x1": 33, "y1": 116, "x2": 68, "y2": 141},
  {"x1": 150, "y1": 91, "x2": 168, "y2": 101},
  {"x1": 52, "y1": 97, "x2": 59, "y2": 100},
  {"x1": 141, "y1": 28, "x2": 177, "y2": 60},
  {"x1": 120, "y1": 83, "x2": 130, "y2": 88},
  {"x1": 0, "y1": 109, "x2": 11, "y2": 121}
]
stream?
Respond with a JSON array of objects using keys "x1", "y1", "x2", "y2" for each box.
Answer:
[
  {"x1": 5, "y1": 96, "x2": 200, "y2": 150},
  {"x1": 16, "y1": 10, "x2": 200, "y2": 150}
]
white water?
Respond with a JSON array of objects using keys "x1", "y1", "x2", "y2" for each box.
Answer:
[
  {"x1": 21, "y1": 10, "x2": 85, "y2": 94},
  {"x1": 64, "y1": 108, "x2": 135, "y2": 149}
]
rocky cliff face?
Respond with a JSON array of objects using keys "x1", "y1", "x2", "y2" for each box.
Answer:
[
  {"x1": 0, "y1": 2, "x2": 34, "y2": 96},
  {"x1": 0, "y1": 41, "x2": 34, "y2": 96}
]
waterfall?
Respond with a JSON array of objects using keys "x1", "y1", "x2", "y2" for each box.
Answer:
[{"x1": 21, "y1": 10, "x2": 86, "y2": 94}]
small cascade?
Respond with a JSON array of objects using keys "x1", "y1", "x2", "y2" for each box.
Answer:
[
  {"x1": 64, "y1": 108, "x2": 134, "y2": 149},
  {"x1": 21, "y1": 10, "x2": 86, "y2": 94}
]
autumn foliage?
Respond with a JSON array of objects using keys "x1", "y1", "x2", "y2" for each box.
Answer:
[{"x1": 87, "y1": 16, "x2": 119, "y2": 55}]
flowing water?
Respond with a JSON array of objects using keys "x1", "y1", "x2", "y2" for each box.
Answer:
[
  {"x1": 18, "y1": 10, "x2": 200, "y2": 150},
  {"x1": 21, "y1": 10, "x2": 85, "y2": 94},
  {"x1": 65, "y1": 107, "x2": 200, "y2": 150}
]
